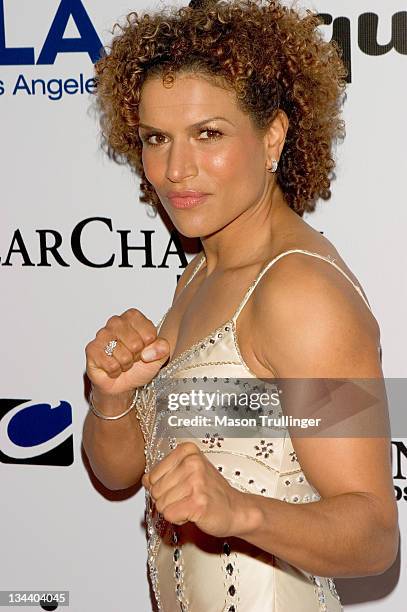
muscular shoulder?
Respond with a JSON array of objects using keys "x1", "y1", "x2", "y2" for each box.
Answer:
[{"x1": 251, "y1": 252, "x2": 381, "y2": 378}]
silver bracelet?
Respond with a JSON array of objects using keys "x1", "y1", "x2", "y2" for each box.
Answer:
[{"x1": 89, "y1": 386, "x2": 140, "y2": 421}]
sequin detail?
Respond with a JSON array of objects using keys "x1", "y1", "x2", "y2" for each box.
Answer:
[
  {"x1": 309, "y1": 575, "x2": 343, "y2": 611},
  {"x1": 139, "y1": 248, "x2": 369, "y2": 611},
  {"x1": 310, "y1": 575, "x2": 328, "y2": 612},
  {"x1": 254, "y1": 439, "x2": 274, "y2": 458},
  {"x1": 327, "y1": 577, "x2": 342, "y2": 603},
  {"x1": 221, "y1": 540, "x2": 240, "y2": 611},
  {"x1": 172, "y1": 528, "x2": 189, "y2": 611},
  {"x1": 156, "y1": 323, "x2": 239, "y2": 381},
  {"x1": 145, "y1": 489, "x2": 164, "y2": 611},
  {"x1": 201, "y1": 432, "x2": 225, "y2": 448}
]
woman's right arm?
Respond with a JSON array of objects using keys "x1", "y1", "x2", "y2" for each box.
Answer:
[
  {"x1": 81, "y1": 308, "x2": 170, "y2": 491},
  {"x1": 82, "y1": 387, "x2": 148, "y2": 491},
  {"x1": 82, "y1": 253, "x2": 203, "y2": 491}
]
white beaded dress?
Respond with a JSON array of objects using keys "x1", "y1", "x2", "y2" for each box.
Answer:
[{"x1": 135, "y1": 248, "x2": 381, "y2": 612}]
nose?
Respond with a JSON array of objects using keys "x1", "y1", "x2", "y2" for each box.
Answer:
[{"x1": 165, "y1": 138, "x2": 198, "y2": 183}]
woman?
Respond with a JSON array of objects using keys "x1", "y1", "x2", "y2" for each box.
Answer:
[{"x1": 82, "y1": 1, "x2": 399, "y2": 610}]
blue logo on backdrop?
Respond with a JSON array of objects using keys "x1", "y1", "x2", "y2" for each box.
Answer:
[
  {"x1": 0, "y1": 398, "x2": 74, "y2": 465},
  {"x1": 0, "y1": 0, "x2": 103, "y2": 65}
]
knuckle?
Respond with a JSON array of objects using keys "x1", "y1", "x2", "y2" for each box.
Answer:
[
  {"x1": 122, "y1": 353, "x2": 134, "y2": 365},
  {"x1": 185, "y1": 454, "x2": 202, "y2": 472},
  {"x1": 144, "y1": 330, "x2": 157, "y2": 344},
  {"x1": 195, "y1": 493, "x2": 208, "y2": 510},
  {"x1": 132, "y1": 317, "x2": 156, "y2": 344},
  {"x1": 107, "y1": 369, "x2": 121, "y2": 378},
  {"x1": 124, "y1": 307, "x2": 142, "y2": 318},
  {"x1": 120, "y1": 358, "x2": 134, "y2": 371},
  {"x1": 108, "y1": 371, "x2": 121, "y2": 379},
  {"x1": 106, "y1": 314, "x2": 121, "y2": 327},
  {"x1": 188, "y1": 473, "x2": 202, "y2": 491},
  {"x1": 105, "y1": 360, "x2": 120, "y2": 374},
  {"x1": 180, "y1": 441, "x2": 199, "y2": 455},
  {"x1": 127, "y1": 337, "x2": 144, "y2": 354}
]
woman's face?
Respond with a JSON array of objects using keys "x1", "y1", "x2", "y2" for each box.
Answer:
[{"x1": 138, "y1": 72, "x2": 277, "y2": 238}]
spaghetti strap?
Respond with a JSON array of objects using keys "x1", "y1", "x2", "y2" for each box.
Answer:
[
  {"x1": 184, "y1": 252, "x2": 206, "y2": 288},
  {"x1": 231, "y1": 248, "x2": 374, "y2": 323},
  {"x1": 156, "y1": 249, "x2": 381, "y2": 358},
  {"x1": 156, "y1": 252, "x2": 206, "y2": 333}
]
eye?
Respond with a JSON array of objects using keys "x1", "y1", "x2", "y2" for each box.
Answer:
[
  {"x1": 140, "y1": 127, "x2": 223, "y2": 147},
  {"x1": 198, "y1": 127, "x2": 223, "y2": 141},
  {"x1": 141, "y1": 132, "x2": 168, "y2": 147}
]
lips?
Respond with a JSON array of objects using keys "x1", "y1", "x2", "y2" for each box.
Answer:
[
  {"x1": 167, "y1": 191, "x2": 210, "y2": 209},
  {"x1": 167, "y1": 190, "x2": 207, "y2": 198}
]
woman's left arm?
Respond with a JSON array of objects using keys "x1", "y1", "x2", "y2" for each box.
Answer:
[
  {"x1": 231, "y1": 440, "x2": 398, "y2": 577},
  {"x1": 231, "y1": 258, "x2": 399, "y2": 577},
  {"x1": 142, "y1": 257, "x2": 399, "y2": 578}
]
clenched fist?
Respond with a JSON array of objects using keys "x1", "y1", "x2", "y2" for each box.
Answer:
[
  {"x1": 85, "y1": 308, "x2": 170, "y2": 397},
  {"x1": 142, "y1": 441, "x2": 247, "y2": 538}
]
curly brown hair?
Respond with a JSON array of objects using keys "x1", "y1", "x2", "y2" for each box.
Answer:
[{"x1": 94, "y1": 0, "x2": 347, "y2": 217}]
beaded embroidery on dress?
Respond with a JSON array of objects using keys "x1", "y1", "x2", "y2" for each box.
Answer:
[{"x1": 135, "y1": 248, "x2": 381, "y2": 612}]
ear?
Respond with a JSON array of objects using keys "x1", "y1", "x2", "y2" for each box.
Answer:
[{"x1": 263, "y1": 109, "x2": 289, "y2": 166}]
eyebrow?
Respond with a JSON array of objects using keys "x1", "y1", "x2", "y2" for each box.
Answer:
[{"x1": 138, "y1": 116, "x2": 234, "y2": 131}]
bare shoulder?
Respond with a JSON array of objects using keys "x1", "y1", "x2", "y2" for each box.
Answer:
[
  {"x1": 251, "y1": 250, "x2": 382, "y2": 378},
  {"x1": 171, "y1": 251, "x2": 204, "y2": 305}
]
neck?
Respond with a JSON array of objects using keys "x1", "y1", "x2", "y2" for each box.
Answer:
[{"x1": 200, "y1": 185, "x2": 300, "y2": 275}]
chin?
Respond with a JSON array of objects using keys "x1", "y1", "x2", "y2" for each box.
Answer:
[
  {"x1": 159, "y1": 208, "x2": 208, "y2": 236},
  {"x1": 172, "y1": 223, "x2": 206, "y2": 239}
]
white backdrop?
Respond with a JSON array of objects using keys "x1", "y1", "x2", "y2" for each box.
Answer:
[{"x1": 1, "y1": 1, "x2": 406, "y2": 610}]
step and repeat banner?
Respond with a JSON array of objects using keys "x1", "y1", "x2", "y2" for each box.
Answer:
[{"x1": 1, "y1": 1, "x2": 406, "y2": 610}]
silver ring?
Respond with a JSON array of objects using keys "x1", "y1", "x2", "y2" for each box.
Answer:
[{"x1": 104, "y1": 339, "x2": 118, "y2": 357}]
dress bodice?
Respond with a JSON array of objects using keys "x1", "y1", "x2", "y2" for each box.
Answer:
[{"x1": 134, "y1": 249, "x2": 380, "y2": 612}]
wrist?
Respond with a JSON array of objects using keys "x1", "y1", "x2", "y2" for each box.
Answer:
[
  {"x1": 229, "y1": 490, "x2": 263, "y2": 539},
  {"x1": 90, "y1": 386, "x2": 137, "y2": 418}
]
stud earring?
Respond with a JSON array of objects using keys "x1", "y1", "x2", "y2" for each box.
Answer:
[{"x1": 267, "y1": 159, "x2": 279, "y2": 173}]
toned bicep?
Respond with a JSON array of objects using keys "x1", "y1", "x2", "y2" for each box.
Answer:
[
  {"x1": 292, "y1": 435, "x2": 394, "y2": 508},
  {"x1": 253, "y1": 254, "x2": 381, "y2": 379}
]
